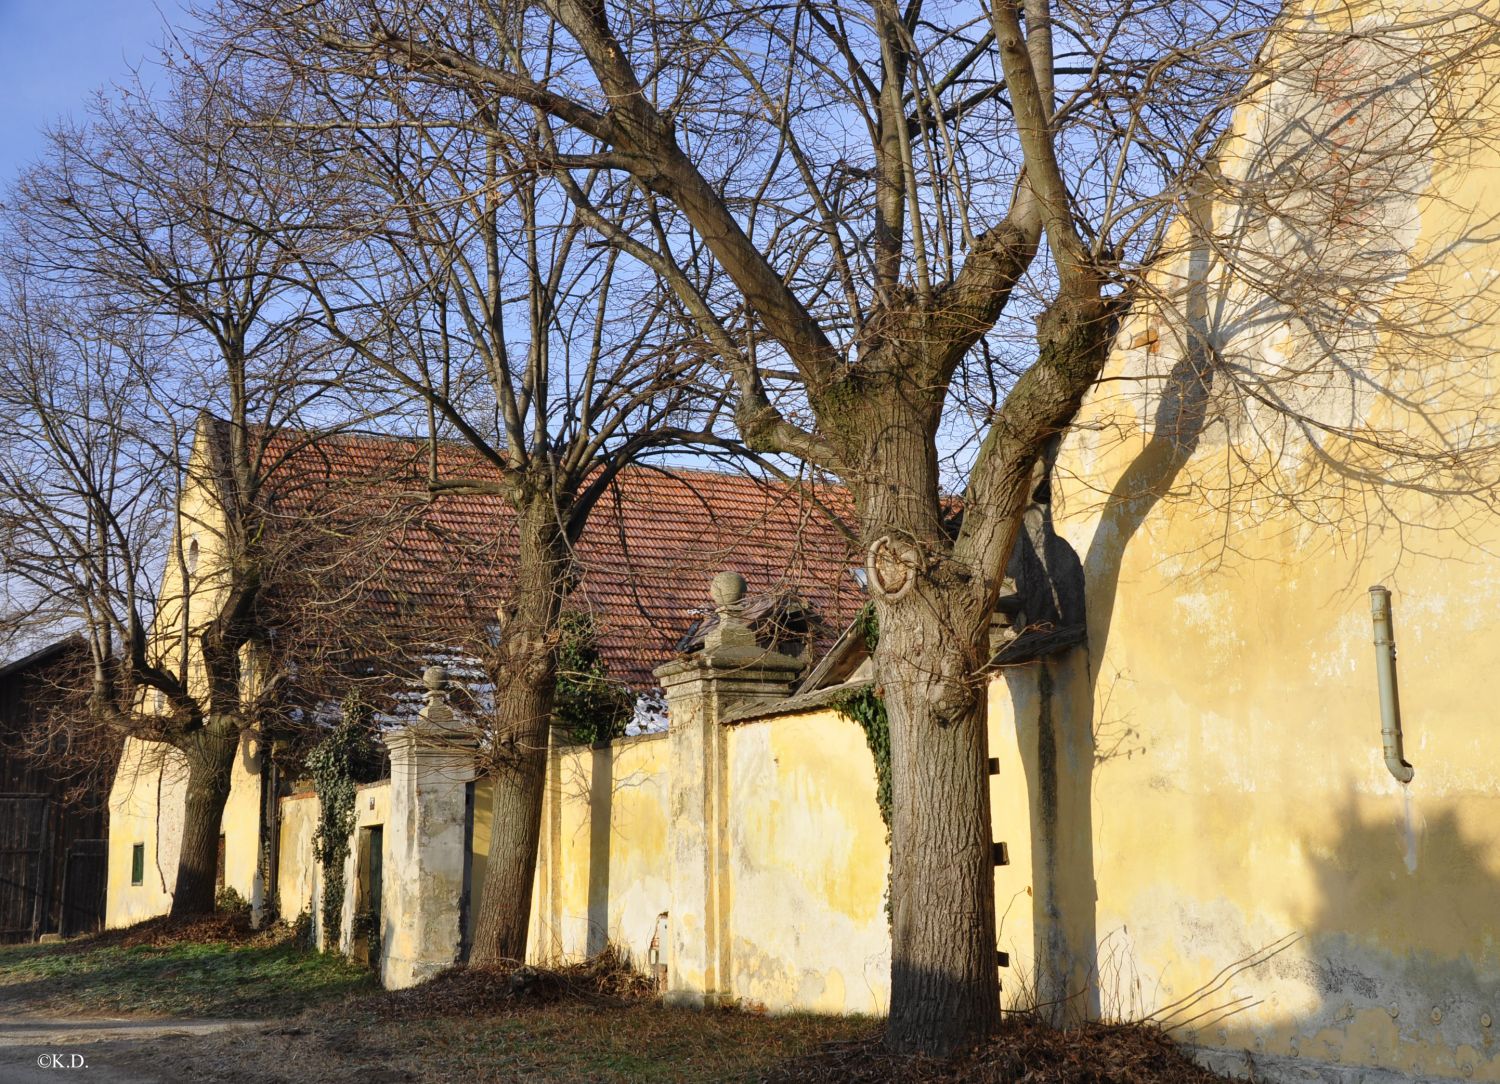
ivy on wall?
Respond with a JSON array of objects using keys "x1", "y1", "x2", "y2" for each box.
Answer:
[
  {"x1": 833, "y1": 683, "x2": 892, "y2": 835},
  {"x1": 831, "y1": 604, "x2": 892, "y2": 836},
  {"x1": 350, "y1": 908, "x2": 382, "y2": 968},
  {"x1": 306, "y1": 689, "x2": 381, "y2": 949},
  {"x1": 553, "y1": 611, "x2": 636, "y2": 745}
]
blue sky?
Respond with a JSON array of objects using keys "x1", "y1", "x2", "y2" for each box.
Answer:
[{"x1": 0, "y1": 0, "x2": 187, "y2": 183}]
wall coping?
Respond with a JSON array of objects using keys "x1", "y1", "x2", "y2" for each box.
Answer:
[
  {"x1": 550, "y1": 729, "x2": 669, "y2": 755},
  {"x1": 280, "y1": 777, "x2": 391, "y2": 804},
  {"x1": 720, "y1": 679, "x2": 873, "y2": 725}
]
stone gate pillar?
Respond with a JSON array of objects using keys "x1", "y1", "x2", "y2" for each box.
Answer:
[
  {"x1": 382, "y1": 665, "x2": 477, "y2": 989},
  {"x1": 654, "y1": 571, "x2": 803, "y2": 1007}
]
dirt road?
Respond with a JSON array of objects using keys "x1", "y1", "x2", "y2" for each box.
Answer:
[{"x1": 0, "y1": 1017, "x2": 269, "y2": 1084}]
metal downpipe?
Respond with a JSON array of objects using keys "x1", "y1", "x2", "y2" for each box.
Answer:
[{"x1": 1369, "y1": 586, "x2": 1414, "y2": 784}]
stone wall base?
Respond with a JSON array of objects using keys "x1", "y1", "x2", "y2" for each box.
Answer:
[{"x1": 1191, "y1": 1044, "x2": 1460, "y2": 1084}]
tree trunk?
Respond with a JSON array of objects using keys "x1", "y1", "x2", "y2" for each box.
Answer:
[
  {"x1": 469, "y1": 665, "x2": 558, "y2": 963},
  {"x1": 877, "y1": 594, "x2": 1000, "y2": 1054},
  {"x1": 469, "y1": 499, "x2": 570, "y2": 965},
  {"x1": 863, "y1": 297, "x2": 1115, "y2": 1051},
  {"x1": 169, "y1": 714, "x2": 238, "y2": 917},
  {"x1": 830, "y1": 371, "x2": 1025, "y2": 1054}
]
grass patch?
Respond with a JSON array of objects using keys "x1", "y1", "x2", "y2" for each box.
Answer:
[
  {"x1": 0, "y1": 921, "x2": 376, "y2": 1018},
  {"x1": 188, "y1": 1001, "x2": 877, "y2": 1084},
  {"x1": 409, "y1": 1003, "x2": 875, "y2": 1083},
  {"x1": 0, "y1": 934, "x2": 1222, "y2": 1083}
]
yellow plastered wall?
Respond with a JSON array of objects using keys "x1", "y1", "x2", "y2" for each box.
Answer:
[
  {"x1": 993, "y1": 481, "x2": 1500, "y2": 1079},
  {"x1": 526, "y1": 713, "x2": 893, "y2": 1015},
  {"x1": 274, "y1": 781, "x2": 390, "y2": 951},
  {"x1": 105, "y1": 738, "x2": 179, "y2": 924},
  {"x1": 278, "y1": 791, "x2": 319, "y2": 923},
  {"x1": 988, "y1": 679, "x2": 1039, "y2": 1009},
  {"x1": 524, "y1": 733, "x2": 671, "y2": 969},
  {"x1": 470, "y1": 774, "x2": 489, "y2": 948},
  {"x1": 724, "y1": 711, "x2": 891, "y2": 1015},
  {"x1": 106, "y1": 730, "x2": 264, "y2": 928},
  {"x1": 986, "y1": 14, "x2": 1500, "y2": 1074}
]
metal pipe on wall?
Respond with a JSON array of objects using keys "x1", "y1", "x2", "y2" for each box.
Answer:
[{"x1": 1369, "y1": 586, "x2": 1415, "y2": 783}]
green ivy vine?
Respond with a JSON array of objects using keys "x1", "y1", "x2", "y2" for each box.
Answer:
[
  {"x1": 553, "y1": 611, "x2": 636, "y2": 745},
  {"x1": 853, "y1": 600, "x2": 881, "y2": 653},
  {"x1": 831, "y1": 604, "x2": 891, "y2": 835},
  {"x1": 832, "y1": 683, "x2": 892, "y2": 835},
  {"x1": 306, "y1": 689, "x2": 381, "y2": 949}
]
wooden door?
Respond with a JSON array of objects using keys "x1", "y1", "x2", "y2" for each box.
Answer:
[{"x1": 0, "y1": 794, "x2": 48, "y2": 942}]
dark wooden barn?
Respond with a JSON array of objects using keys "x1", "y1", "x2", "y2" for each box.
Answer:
[{"x1": 0, "y1": 637, "x2": 114, "y2": 942}]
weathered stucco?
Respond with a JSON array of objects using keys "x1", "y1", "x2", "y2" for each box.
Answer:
[
  {"x1": 523, "y1": 708, "x2": 893, "y2": 1015},
  {"x1": 989, "y1": 520, "x2": 1500, "y2": 1080},
  {"x1": 525, "y1": 733, "x2": 671, "y2": 969},
  {"x1": 275, "y1": 782, "x2": 389, "y2": 948},
  {"x1": 988, "y1": 7, "x2": 1500, "y2": 1076},
  {"x1": 106, "y1": 730, "x2": 263, "y2": 928},
  {"x1": 379, "y1": 682, "x2": 477, "y2": 989},
  {"x1": 725, "y1": 711, "x2": 891, "y2": 1015},
  {"x1": 277, "y1": 789, "x2": 319, "y2": 922}
]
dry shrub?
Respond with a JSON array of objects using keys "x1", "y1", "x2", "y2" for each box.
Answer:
[
  {"x1": 53, "y1": 910, "x2": 269, "y2": 954},
  {"x1": 379, "y1": 945, "x2": 656, "y2": 1019},
  {"x1": 762, "y1": 1014, "x2": 1227, "y2": 1084}
]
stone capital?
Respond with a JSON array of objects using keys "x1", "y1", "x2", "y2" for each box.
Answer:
[
  {"x1": 654, "y1": 647, "x2": 804, "y2": 691},
  {"x1": 385, "y1": 666, "x2": 479, "y2": 769}
]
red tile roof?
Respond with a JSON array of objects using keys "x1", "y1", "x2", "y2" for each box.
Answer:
[{"x1": 252, "y1": 428, "x2": 864, "y2": 689}]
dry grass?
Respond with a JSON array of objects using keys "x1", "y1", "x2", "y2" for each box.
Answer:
[
  {"x1": 151, "y1": 997, "x2": 873, "y2": 1083},
  {"x1": 765, "y1": 1015, "x2": 1227, "y2": 1083},
  {"x1": 6, "y1": 931, "x2": 1226, "y2": 1083},
  {"x1": 144, "y1": 999, "x2": 1226, "y2": 1084},
  {"x1": 194, "y1": 956, "x2": 1224, "y2": 1083},
  {"x1": 47, "y1": 909, "x2": 267, "y2": 953}
]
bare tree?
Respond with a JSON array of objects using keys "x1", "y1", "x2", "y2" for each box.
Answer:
[
  {"x1": 205, "y1": 0, "x2": 1260, "y2": 1046},
  {"x1": 0, "y1": 279, "x2": 181, "y2": 786},
  {"x1": 198, "y1": 44, "x2": 752, "y2": 961},
  {"x1": 209, "y1": 0, "x2": 1500, "y2": 1051},
  {"x1": 0, "y1": 57, "x2": 357, "y2": 917}
]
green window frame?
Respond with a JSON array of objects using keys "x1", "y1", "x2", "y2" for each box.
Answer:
[{"x1": 130, "y1": 843, "x2": 144, "y2": 886}]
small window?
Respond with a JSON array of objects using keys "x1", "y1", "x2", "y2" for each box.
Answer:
[{"x1": 130, "y1": 843, "x2": 145, "y2": 886}]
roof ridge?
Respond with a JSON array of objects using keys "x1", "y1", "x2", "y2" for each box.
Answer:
[{"x1": 258, "y1": 424, "x2": 852, "y2": 491}]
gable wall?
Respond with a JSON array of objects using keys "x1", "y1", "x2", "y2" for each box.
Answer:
[
  {"x1": 105, "y1": 422, "x2": 266, "y2": 926},
  {"x1": 985, "y1": 9, "x2": 1500, "y2": 1077}
]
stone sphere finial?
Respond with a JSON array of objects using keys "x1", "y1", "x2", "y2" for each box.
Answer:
[
  {"x1": 422, "y1": 664, "x2": 449, "y2": 692},
  {"x1": 710, "y1": 570, "x2": 748, "y2": 612}
]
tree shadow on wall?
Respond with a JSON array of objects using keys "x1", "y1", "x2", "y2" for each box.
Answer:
[
  {"x1": 1001, "y1": 19, "x2": 1500, "y2": 1039},
  {"x1": 1002, "y1": 237, "x2": 1218, "y2": 1026},
  {"x1": 541, "y1": 741, "x2": 615, "y2": 960},
  {"x1": 586, "y1": 742, "x2": 612, "y2": 957},
  {"x1": 1288, "y1": 791, "x2": 1500, "y2": 1076},
  {"x1": 1140, "y1": 790, "x2": 1500, "y2": 1080},
  {"x1": 1006, "y1": 149, "x2": 1500, "y2": 1028}
]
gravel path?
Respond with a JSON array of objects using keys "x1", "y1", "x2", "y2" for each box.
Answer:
[{"x1": 0, "y1": 1016, "x2": 270, "y2": 1084}]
